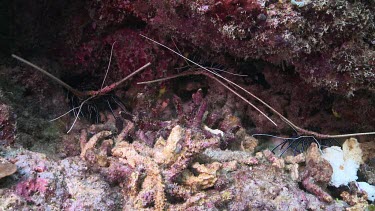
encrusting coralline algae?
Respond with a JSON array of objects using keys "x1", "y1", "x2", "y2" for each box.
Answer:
[
  {"x1": 1, "y1": 86, "x2": 374, "y2": 210},
  {"x1": 1, "y1": 0, "x2": 375, "y2": 210}
]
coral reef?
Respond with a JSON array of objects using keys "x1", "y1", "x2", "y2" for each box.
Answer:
[
  {"x1": 74, "y1": 120, "x2": 350, "y2": 210},
  {"x1": 2, "y1": 1, "x2": 375, "y2": 210},
  {"x1": 6, "y1": 0, "x2": 375, "y2": 135},
  {"x1": 2, "y1": 79, "x2": 373, "y2": 210},
  {"x1": 111, "y1": 124, "x2": 220, "y2": 209},
  {"x1": 89, "y1": 0, "x2": 375, "y2": 95}
]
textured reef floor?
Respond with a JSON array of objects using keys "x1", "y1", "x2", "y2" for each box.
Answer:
[
  {"x1": 1, "y1": 62, "x2": 375, "y2": 209},
  {"x1": 1, "y1": 0, "x2": 375, "y2": 210}
]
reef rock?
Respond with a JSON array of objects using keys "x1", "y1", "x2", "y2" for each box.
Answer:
[{"x1": 0, "y1": 157, "x2": 17, "y2": 179}]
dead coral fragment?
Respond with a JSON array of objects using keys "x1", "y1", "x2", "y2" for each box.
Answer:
[
  {"x1": 340, "y1": 182, "x2": 371, "y2": 211},
  {"x1": 80, "y1": 130, "x2": 112, "y2": 160},
  {"x1": 302, "y1": 176, "x2": 333, "y2": 203},
  {"x1": 285, "y1": 153, "x2": 305, "y2": 164},
  {"x1": 285, "y1": 153, "x2": 305, "y2": 180},
  {"x1": 305, "y1": 143, "x2": 332, "y2": 183},
  {"x1": 200, "y1": 148, "x2": 258, "y2": 165},
  {"x1": 162, "y1": 132, "x2": 220, "y2": 182},
  {"x1": 263, "y1": 149, "x2": 285, "y2": 169},
  {"x1": 343, "y1": 138, "x2": 363, "y2": 165},
  {"x1": 182, "y1": 162, "x2": 221, "y2": 191},
  {"x1": 286, "y1": 164, "x2": 300, "y2": 181},
  {"x1": 109, "y1": 124, "x2": 220, "y2": 210},
  {"x1": 301, "y1": 143, "x2": 333, "y2": 202},
  {"x1": 154, "y1": 125, "x2": 184, "y2": 165},
  {"x1": 97, "y1": 139, "x2": 113, "y2": 167},
  {"x1": 236, "y1": 128, "x2": 258, "y2": 153},
  {"x1": 112, "y1": 141, "x2": 166, "y2": 210},
  {"x1": 0, "y1": 158, "x2": 17, "y2": 179},
  {"x1": 341, "y1": 191, "x2": 369, "y2": 208}
]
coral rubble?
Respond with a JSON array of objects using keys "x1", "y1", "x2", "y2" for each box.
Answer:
[
  {"x1": 2, "y1": 1, "x2": 375, "y2": 210},
  {"x1": 0, "y1": 148, "x2": 123, "y2": 210}
]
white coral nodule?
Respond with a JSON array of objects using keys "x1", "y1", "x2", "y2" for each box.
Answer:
[
  {"x1": 321, "y1": 138, "x2": 375, "y2": 201},
  {"x1": 321, "y1": 138, "x2": 362, "y2": 187},
  {"x1": 291, "y1": 0, "x2": 310, "y2": 7}
]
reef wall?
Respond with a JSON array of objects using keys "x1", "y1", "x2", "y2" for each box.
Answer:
[{"x1": 4, "y1": 0, "x2": 374, "y2": 134}]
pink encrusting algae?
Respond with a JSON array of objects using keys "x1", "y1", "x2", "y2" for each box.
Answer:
[{"x1": 1, "y1": 0, "x2": 375, "y2": 210}]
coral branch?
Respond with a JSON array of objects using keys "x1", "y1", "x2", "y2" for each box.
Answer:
[
  {"x1": 300, "y1": 143, "x2": 333, "y2": 202},
  {"x1": 111, "y1": 140, "x2": 166, "y2": 210},
  {"x1": 302, "y1": 176, "x2": 333, "y2": 203},
  {"x1": 80, "y1": 130, "x2": 112, "y2": 160}
]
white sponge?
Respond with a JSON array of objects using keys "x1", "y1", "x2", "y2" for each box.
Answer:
[
  {"x1": 357, "y1": 182, "x2": 375, "y2": 201},
  {"x1": 321, "y1": 138, "x2": 375, "y2": 201},
  {"x1": 321, "y1": 138, "x2": 363, "y2": 187},
  {"x1": 321, "y1": 146, "x2": 359, "y2": 187}
]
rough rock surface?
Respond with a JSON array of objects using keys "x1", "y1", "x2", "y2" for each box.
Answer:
[
  {"x1": 1, "y1": 1, "x2": 375, "y2": 210},
  {"x1": 0, "y1": 148, "x2": 123, "y2": 210},
  {"x1": 0, "y1": 157, "x2": 16, "y2": 180}
]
